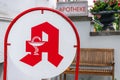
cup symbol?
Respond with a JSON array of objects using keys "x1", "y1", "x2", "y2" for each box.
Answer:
[{"x1": 28, "y1": 36, "x2": 45, "y2": 55}]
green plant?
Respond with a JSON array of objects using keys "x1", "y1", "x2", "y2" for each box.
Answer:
[
  {"x1": 94, "y1": 23, "x2": 102, "y2": 31},
  {"x1": 90, "y1": 0, "x2": 120, "y2": 31},
  {"x1": 90, "y1": 0, "x2": 120, "y2": 13}
]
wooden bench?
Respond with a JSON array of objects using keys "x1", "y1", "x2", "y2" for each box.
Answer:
[{"x1": 60, "y1": 48, "x2": 114, "y2": 80}]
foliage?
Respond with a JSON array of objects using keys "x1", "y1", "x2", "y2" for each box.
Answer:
[
  {"x1": 93, "y1": 14, "x2": 119, "y2": 31},
  {"x1": 90, "y1": 0, "x2": 120, "y2": 31},
  {"x1": 90, "y1": 0, "x2": 120, "y2": 12}
]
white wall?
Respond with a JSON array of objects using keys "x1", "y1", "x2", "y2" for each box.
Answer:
[
  {"x1": 0, "y1": 0, "x2": 57, "y2": 18},
  {"x1": 0, "y1": 20, "x2": 10, "y2": 63},
  {"x1": 0, "y1": 20, "x2": 10, "y2": 80},
  {"x1": 74, "y1": 21, "x2": 120, "y2": 80}
]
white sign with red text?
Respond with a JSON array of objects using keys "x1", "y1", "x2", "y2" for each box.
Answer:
[
  {"x1": 57, "y1": 1, "x2": 88, "y2": 16},
  {"x1": 4, "y1": 7, "x2": 80, "y2": 80}
]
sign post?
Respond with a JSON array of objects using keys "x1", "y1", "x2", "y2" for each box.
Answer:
[{"x1": 4, "y1": 7, "x2": 80, "y2": 80}]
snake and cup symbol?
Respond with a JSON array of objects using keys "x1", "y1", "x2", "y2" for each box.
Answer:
[{"x1": 28, "y1": 36, "x2": 45, "y2": 55}]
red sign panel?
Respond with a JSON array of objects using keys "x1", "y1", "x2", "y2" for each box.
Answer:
[{"x1": 20, "y1": 22, "x2": 63, "y2": 67}]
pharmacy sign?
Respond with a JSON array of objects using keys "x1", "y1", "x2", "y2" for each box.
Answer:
[{"x1": 4, "y1": 7, "x2": 80, "y2": 80}]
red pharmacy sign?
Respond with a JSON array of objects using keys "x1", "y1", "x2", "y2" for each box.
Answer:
[
  {"x1": 20, "y1": 22, "x2": 63, "y2": 67},
  {"x1": 4, "y1": 7, "x2": 80, "y2": 80}
]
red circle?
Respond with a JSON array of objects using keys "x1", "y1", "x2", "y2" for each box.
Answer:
[{"x1": 4, "y1": 7, "x2": 80, "y2": 80}]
